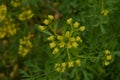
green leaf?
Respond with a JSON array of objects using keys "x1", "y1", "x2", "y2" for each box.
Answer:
[
  {"x1": 83, "y1": 70, "x2": 90, "y2": 80},
  {"x1": 113, "y1": 51, "x2": 120, "y2": 57},
  {"x1": 20, "y1": 70, "x2": 30, "y2": 77},
  {"x1": 100, "y1": 25, "x2": 106, "y2": 34}
]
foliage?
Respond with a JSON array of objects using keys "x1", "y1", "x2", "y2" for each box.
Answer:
[{"x1": 0, "y1": 0, "x2": 120, "y2": 80}]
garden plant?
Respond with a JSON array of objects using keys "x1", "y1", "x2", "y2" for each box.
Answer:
[{"x1": 0, "y1": 0, "x2": 120, "y2": 80}]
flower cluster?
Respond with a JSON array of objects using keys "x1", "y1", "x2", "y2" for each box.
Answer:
[
  {"x1": 11, "y1": 0, "x2": 21, "y2": 8},
  {"x1": 48, "y1": 32, "x2": 83, "y2": 54},
  {"x1": 0, "y1": 4, "x2": 7, "y2": 22},
  {"x1": 39, "y1": 15, "x2": 86, "y2": 72},
  {"x1": 101, "y1": 9, "x2": 109, "y2": 16},
  {"x1": 18, "y1": 36, "x2": 32, "y2": 57},
  {"x1": 0, "y1": 16, "x2": 19, "y2": 39},
  {"x1": 55, "y1": 59, "x2": 81, "y2": 72},
  {"x1": 44, "y1": 17, "x2": 85, "y2": 55},
  {"x1": 38, "y1": 15, "x2": 54, "y2": 31},
  {"x1": 18, "y1": 8, "x2": 34, "y2": 21},
  {"x1": 104, "y1": 50, "x2": 112, "y2": 66}
]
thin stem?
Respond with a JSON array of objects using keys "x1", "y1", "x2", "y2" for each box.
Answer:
[
  {"x1": 76, "y1": 55, "x2": 87, "y2": 58},
  {"x1": 66, "y1": 48, "x2": 71, "y2": 61},
  {"x1": 101, "y1": 0, "x2": 104, "y2": 11},
  {"x1": 49, "y1": 25, "x2": 57, "y2": 36}
]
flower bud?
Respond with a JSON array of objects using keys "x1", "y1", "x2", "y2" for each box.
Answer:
[
  {"x1": 67, "y1": 18, "x2": 72, "y2": 25},
  {"x1": 74, "y1": 21, "x2": 80, "y2": 28}
]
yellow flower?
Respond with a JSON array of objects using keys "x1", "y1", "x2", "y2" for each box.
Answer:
[
  {"x1": 61, "y1": 62, "x2": 67, "y2": 72},
  {"x1": 65, "y1": 31, "x2": 70, "y2": 38},
  {"x1": 48, "y1": 15, "x2": 54, "y2": 20},
  {"x1": 11, "y1": 1, "x2": 21, "y2": 7},
  {"x1": 18, "y1": 9, "x2": 34, "y2": 21},
  {"x1": 0, "y1": 4, "x2": 7, "y2": 13},
  {"x1": 61, "y1": 62, "x2": 67, "y2": 67},
  {"x1": 0, "y1": 4, "x2": 7, "y2": 21},
  {"x1": 18, "y1": 36, "x2": 32, "y2": 57},
  {"x1": 106, "y1": 55, "x2": 112, "y2": 60},
  {"x1": 76, "y1": 36, "x2": 82, "y2": 42},
  {"x1": 69, "y1": 37, "x2": 75, "y2": 42},
  {"x1": 61, "y1": 67, "x2": 65, "y2": 72},
  {"x1": 67, "y1": 18, "x2": 72, "y2": 25},
  {"x1": 23, "y1": 48, "x2": 29, "y2": 57},
  {"x1": 18, "y1": 46, "x2": 29, "y2": 57},
  {"x1": 79, "y1": 26, "x2": 85, "y2": 31},
  {"x1": 49, "y1": 42, "x2": 56, "y2": 48},
  {"x1": 74, "y1": 21, "x2": 80, "y2": 28},
  {"x1": 68, "y1": 61, "x2": 74, "y2": 68},
  {"x1": 39, "y1": 25, "x2": 45, "y2": 31},
  {"x1": 57, "y1": 35, "x2": 63, "y2": 41},
  {"x1": 75, "y1": 59, "x2": 81, "y2": 67},
  {"x1": 6, "y1": 24, "x2": 18, "y2": 36},
  {"x1": 55, "y1": 63, "x2": 60, "y2": 68},
  {"x1": 101, "y1": 9, "x2": 109, "y2": 16},
  {"x1": 55, "y1": 63, "x2": 61, "y2": 72},
  {"x1": 48, "y1": 35, "x2": 54, "y2": 41},
  {"x1": 104, "y1": 61, "x2": 110, "y2": 66},
  {"x1": 52, "y1": 47, "x2": 59, "y2": 54},
  {"x1": 52, "y1": 48, "x2": 59, "y2": 54},
  {"x1": 104, "y1": 50, "x2": 110, "y2": 55},
  {"x1": 43, "y1": 19, "x2": 49, "y2": 25},
  {"x1": 56, "y1": 67, "x2": 61, "y2": 72},
  {"x1": 72, "y1": 42, "x2": 78, "y2": 48},
  {"x1": 59, "y1": 42, "x2": 65, "y2": 48},
  {"x1": 67, "y1": 42, "x2": 72, "y2": 48},
  {"x1": 0, "y1": 28, "x2": 6, "y2": 39}
]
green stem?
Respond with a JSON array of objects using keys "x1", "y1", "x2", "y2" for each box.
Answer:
[
  {"x1": 49, "y1": 25, "x2": 57, "y2": 36},
  {"x1": 101, "y1": 0, "x2": 104, "y2": 11},
  {"x1": 67, "y1": 48, "x2": 71, "y2": 61},
  {"x1": 76, "y1": 55, "x2": 87, "y2": 58}
]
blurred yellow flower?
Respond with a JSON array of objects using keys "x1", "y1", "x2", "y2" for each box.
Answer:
[
  {"x1": 79, "y1": 26, "x2": 85, "y2": 32},
  {"x1": 0, "y1": 4, "x2": 7, "y2": 21},
  {"x1": 18, "y1": 9, "x2": 34, "y2": 21},
  {"x1": 75, "y1": 59, "x2": 81, "y2": 67},
  {"x1": 104, "y1": 61, "x2": 110, "y2": 66},
  {"x1": 56, "y1": 67, "x2": 61, "y2": 72},
  {"x1": 18, "y1": 36, "x2": 32, "y2": 57},
  {"x1": 59, "y1": 41, "x2": 65, "y2": 48},
  {"x1": 106, "y1": 55, "x2": 112, "y2": 60},
  {"x1": 104, "y1": 50, "x2": 110, "y2": 55},
  {"x1": 62, "y1": 62, "x2": 67, "y2": 67},
  {"x1": 61, "y1": 62, "x2": 67, "y2": 72},
  {"x1": 67, "y1": 42, "x2": 72, "y2": 48},
  {"x1": 55, "y1": 63, "x2": 61, "y2": 72},
  {"x1": 0, "y1": 28, "x2": 6, "y2": 39},
  {"x1": 76, "y1": 36, "x2": 82, "y2": 42},
  {"x1": 48, "y1": 36, "x2": 54, "y2": 41},
  {"x1": 39, "y1": 25, "x2": 45, "y2": 31},
  {"x1": 72, "y1": 42, "x2": 78, "y2": 48},
  {"x1": 69, "y1": 37, "x2": 75, "y2": 42},
  {"x1": 101, "y1": 9, "x2": 109, "y2": 16},
  {"x1": 52, "y1": 47, "x2": 59, "y2": 54},
  {"x1": 57, "y1": 35, "x2": 63, "y2": 41},
  {"x1": 74, "y1": 21, "x2": 80, "y2": 28},
  {"x1": 43, "y1": 19, "x2": 49, "y2": 25},
  {"x1": 67, "y1": 18, "x2": 72, "y2": 25},
  {"x1": 48, "y1": 15, "x2": 54, "y2": 20},
  {"x1": 11, "y1": 0, "x2": 21, "y2": 7},
  {"x1": 65, "y1": 31, "x2": 70, "y2": 38},
  {"x1": 49, "y1": 42, "x2": 56, "y2": 48},
  {"x1": 68, "y1": 61, "x2": 74, "y2": 68}
]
